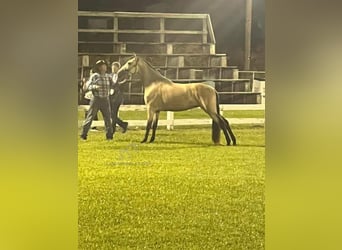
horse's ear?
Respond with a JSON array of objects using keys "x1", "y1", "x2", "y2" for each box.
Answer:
[{"x1": 134, "y1": 53, "x2": 139, "y2": 63}]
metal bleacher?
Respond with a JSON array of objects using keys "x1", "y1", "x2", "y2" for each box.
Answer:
[{"x1": 78, "y1": 11, "x2": 262, "y2": 105}]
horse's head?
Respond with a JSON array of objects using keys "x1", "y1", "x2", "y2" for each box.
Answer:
[{"x1": 117, "y1": 54, "x2": 139, "y2": 80}]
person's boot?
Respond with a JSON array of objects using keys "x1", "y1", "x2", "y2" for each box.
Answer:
[
  {"x1": 122, "y1": 122, "x2": 128, "y2": 133},
  {"x1": 80, "y1": 134, "x2": 87, "y2": 140},
  {"x1": 106, "y1": 133, "x2": 113, "y2": 140}
]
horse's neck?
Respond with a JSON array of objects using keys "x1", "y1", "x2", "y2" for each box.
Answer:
[{"x1": 140, "y1": 63, "x2": 172, "y2": 87}]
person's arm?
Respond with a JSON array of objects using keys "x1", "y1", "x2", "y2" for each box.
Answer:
[
  {"x1": 112, "y1": 73, "x2": 118, "y2": 84},
  {"x1": 112, "y1": 73, "x2": 129, "y2": 85},
  {"x1": 85, "y1": 73, "x2": 100, "y2": 91},
  {"x1": 109, "y1": 74, "x2": 116, "y2": 95},
  {"x1": 118, "y1": 74, "x2": 133, "y2": 85},
  {"x1": 118, "y1": 78, "x2": 127, "y2": 85}
]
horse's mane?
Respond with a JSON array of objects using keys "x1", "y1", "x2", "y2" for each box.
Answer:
[
  {"x1": 139, "y1": 57, "x2": 173, "y2": 83},
  {"x1": 142, "y1": 58, "x2": 156, "y2": 69}
]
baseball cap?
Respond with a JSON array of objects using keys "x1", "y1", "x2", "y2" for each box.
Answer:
[{"x1": 95, "y1": 60, "x2": 107, "y2": 66}]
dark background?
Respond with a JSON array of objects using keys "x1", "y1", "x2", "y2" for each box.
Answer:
[{"x1": 78, "y1": 0, "x2": 264, "y2": 70}]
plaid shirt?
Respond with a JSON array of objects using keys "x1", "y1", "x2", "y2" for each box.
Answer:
[{"x1": 86, "y1": 73, "x2": 113, "y2": 98}]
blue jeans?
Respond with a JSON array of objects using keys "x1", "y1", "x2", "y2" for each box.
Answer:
[
  {"x1": 110, "y1": 91, "x2": 126, "y2": 132},
  {"x1": 81, "y1": 96, "x2": 113, "y2": 139}
]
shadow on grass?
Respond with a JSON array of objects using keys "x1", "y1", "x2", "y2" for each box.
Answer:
[
  {"x1": 88, "y1": 139, "x2": 213, "y2": 151},
  {"x1": 152, "y1": 140, "x2": 213, "y2": 146},
  {"x1": 108, "y1": 144, "x2": 207, "y2": 151},
  {"x1": 106, "y1": 140, "x2": 264, "y2": 151},
  {"x1": 235, "y1": 144, "x2": 265, "y2": 148},
  {"x1": 79, "y1": 138, "x2": 265, "y2": 150},
  {"x1": 114, "y1": 138, "x2": 265, "y2": 148}
]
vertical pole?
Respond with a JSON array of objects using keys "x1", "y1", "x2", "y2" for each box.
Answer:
[
  {"x1": 160, "y1": 18, "x2": 165, "y2": 43},
  {"x1": 202, "y1": 18, "x2": 208, "y2": 44},
  {"x1": 113, "y1": 16, "x2": 118, "y2": 43},
  {"x1": 244, "y1": 0, "x2": 253, "y2": 70},
  {"x1": 252, "y1": 71, "x2": 255, "y2": 91},
  {"x1": 166, "y1": 44, "x2": 173, "y2": 55},
  {"x1": 167, "y1": 111, "x2": 174, "y2": 130},
  {"x1": 128, "y1": 77, "x2": 132, "y2": 104}
]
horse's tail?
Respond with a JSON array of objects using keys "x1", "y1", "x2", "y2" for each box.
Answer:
[{"x1": 212, "y1": 92, "x2": 221, "y2": 144}]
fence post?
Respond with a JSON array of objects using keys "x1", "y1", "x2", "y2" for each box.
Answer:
[
  {"x1": 202, "y1": 18, "x2": 208, "y2": 44},
  {"x1": 160, "y1": 17, "x2": 165, "y2": 43},
  {"x1": 220, "y1": 106, "x2": 224, "y2": 116},
  {"x1": 166, "y1": 111, "x2": 174, "y2": 130},
  {"x1": 113, "y1": 16, "x2": 118, "y2": 43}
]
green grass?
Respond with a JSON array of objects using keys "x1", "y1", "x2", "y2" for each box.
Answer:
[
  {"x1": 78, "y1": 125, "x2": 265, "y2": 249},
  {"x1": 78, "y1": 109, "x2": 265, "y2": 120}
]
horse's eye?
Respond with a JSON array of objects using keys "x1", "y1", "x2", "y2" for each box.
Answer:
[{"x1": 128, "y1": 62, "x2": 132, "y2": 66}]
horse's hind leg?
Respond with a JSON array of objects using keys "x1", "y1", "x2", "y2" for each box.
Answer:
[
  {"x1": 216, "y1": 115, "x2": 232, "y2": 146},
  {"x1": 141, "y1": 108, "x2": 154, "y2": 143},
  {"x1": 207, "y1": 111, "x2": 231, "y2": 146},
  {"x1": 141, "y1": 120, "x2": 152, "y2": 143},
  {"x1": 149, "y1": 111, "x2": 160, "y2": 143},
  {"x1": 200, "y1": 95, "x2": 232, "y2": 146},
  {"x1": 222, "y1": 117, "x2": 236, "y2": 145}
]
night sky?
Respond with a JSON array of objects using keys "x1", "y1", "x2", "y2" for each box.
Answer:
[{"x1": 78, "y1": 0, "x2": 265, "y2": 69}]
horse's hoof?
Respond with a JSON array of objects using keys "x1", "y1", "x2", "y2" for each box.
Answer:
[
  {"x1": 233, "y1": 142, "x2": 237, "y2": 146},
  {"x1": 141, "y1": 140, "x2": 147, "y2": 143}
]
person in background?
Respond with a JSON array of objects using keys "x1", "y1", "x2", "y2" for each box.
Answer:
[
  {"x1": 80, "y1": 60, "x2": 114, "y2": 140},
  {"x1": 110, "y1": 61, "x2": 128, "y2": 133},
  {"x1": 82, "y1": 69, "x2": 99, "y2": 130}
]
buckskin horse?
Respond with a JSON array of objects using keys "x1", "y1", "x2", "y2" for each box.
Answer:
[{"x1": 117, "y1": 55, "x2": 236, "y2": 146}]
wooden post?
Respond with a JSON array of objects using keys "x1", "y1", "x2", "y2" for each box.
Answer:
[
  {"x1": 166, "y1": 44, "x2": 173, "y2": 54},
  {"x1": 120, "y1": 43, "x2": 126, "y2": 53},
  {"x1": 252, "y1": 71, "x2": 255, "y2": 92},
  {"x1": 221, "y1": 56, "x2": 227, "y2": 67},
  {"x1": 113, "y1": 16, "x2": 118, "y2": 43},
  {"x1": 202, "y1": 18, "x2": 208, "y2": 44},
  {"x1": 178, "y1": 56, "x2": 184, "y2": 67},
  {"x1": 209, "y1": 44, "x2": 215, "y2": 54},
  {"x1": 167, "y1": 111, "x2": 174, "y2": 130},
  {"x1": 128, "y1": 78, "x2": 132, "y2": 104},
  {"x1": 160, "y1": 18, "x2": 165, "y2": 43},
  {"x1": 82, "y1": 55, "x2": 89, "y2": 67},
  {"x1": 232, "y1": 69, "x2": 239, "y2": 79}
]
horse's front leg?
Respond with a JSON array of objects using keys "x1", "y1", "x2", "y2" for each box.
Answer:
[
  {"x1": 141, "y1": 107, "x2": 154, "y2": 143},
  {"x1": 149, "y1": 111, "x2": 160, "y2": 143}
]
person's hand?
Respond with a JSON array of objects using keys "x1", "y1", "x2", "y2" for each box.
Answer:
[
  {"x1": 92, "y1": 80, "x2": 100, "y2": 86},
  {"x1": 118, "y1": 79, "x2": 127, "y2": 84},
  {"x1": 110, "y1": 89, "x2": 115, "y2": 95},
  {"x1": 92, "y1": 85, "x2": 99, "y2": 90}
]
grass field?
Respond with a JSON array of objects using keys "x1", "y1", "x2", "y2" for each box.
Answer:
[{"x1": 78, "y1": 121, "x2": 265, "y2": 249}]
